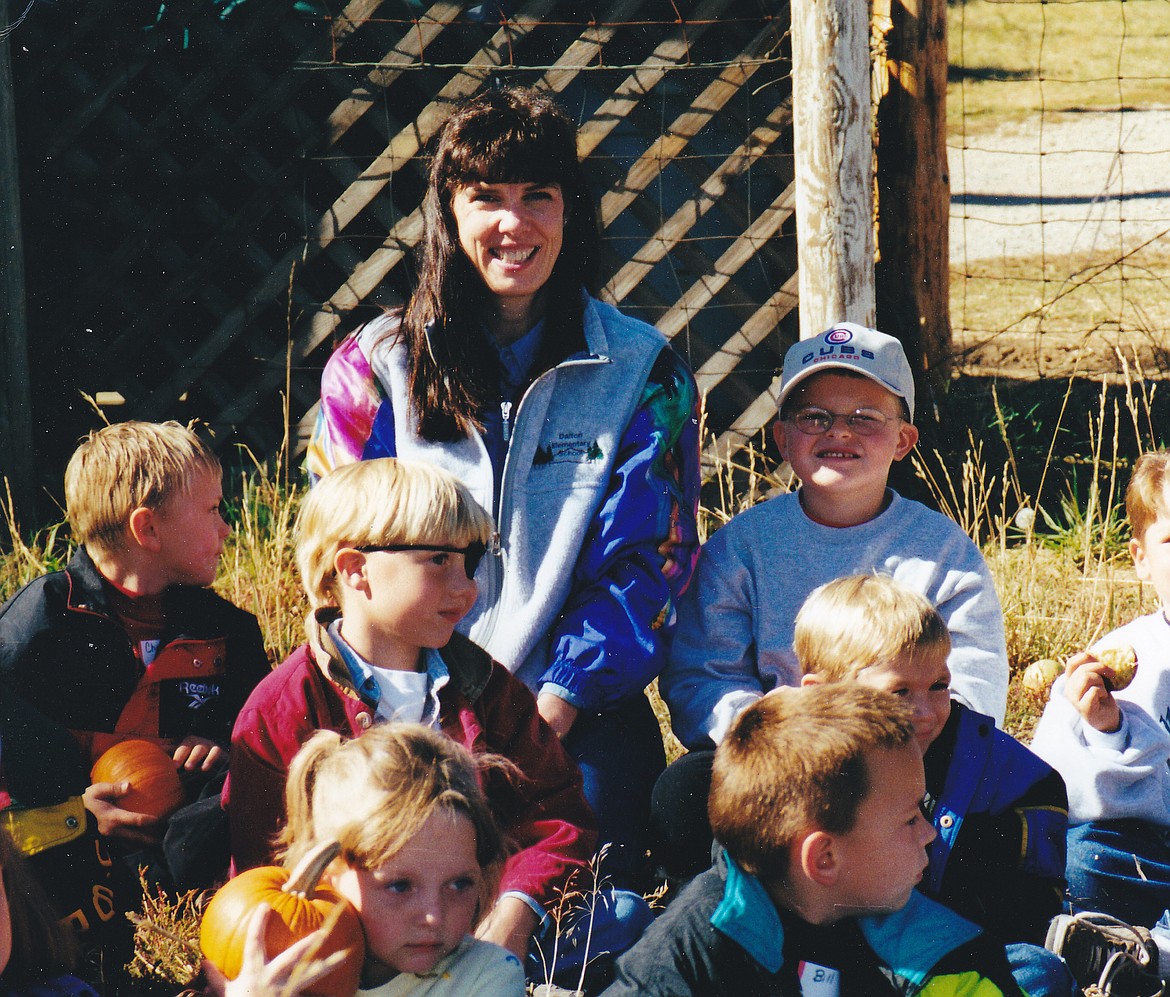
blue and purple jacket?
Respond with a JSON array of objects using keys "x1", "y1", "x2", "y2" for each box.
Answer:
[{"x1": 307, "y1": 293, "x2": 701, "y2": 712}]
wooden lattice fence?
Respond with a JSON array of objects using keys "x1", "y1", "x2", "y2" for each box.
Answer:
[{"x1": 12, "y1": 0, "x2": 795, "y2": 499}]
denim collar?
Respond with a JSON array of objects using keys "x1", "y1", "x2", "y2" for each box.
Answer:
[
  {"x1": 492, "y1": 319, "x2": 545, "y2": 400},
  {"x1": 326, "y1": 618, "x2": 449, "y2": 726}
]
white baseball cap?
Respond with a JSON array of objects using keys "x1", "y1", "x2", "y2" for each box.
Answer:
[{"x1": 777, "y1": 322, "x2": 915, "y2": 421}]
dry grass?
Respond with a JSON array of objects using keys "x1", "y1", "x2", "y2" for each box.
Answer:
[
  {"x1": 950, "y1": 248, "x2": 1170, "y2": 367},
  {"x1": 125, "y1": 873, "x2": 204, "y2": 988},
  {"x1": 949, "y1": 0, "x2": 1170, "y2": 138}
]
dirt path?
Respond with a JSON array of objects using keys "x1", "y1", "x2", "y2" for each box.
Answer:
[{"x1": 949, "y1": 109, "x2": 1170, "y2": 262}]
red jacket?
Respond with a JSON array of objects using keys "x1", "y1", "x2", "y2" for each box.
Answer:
[{"x1": 224, "y1": 621, "x2": 597, "y2": 909}]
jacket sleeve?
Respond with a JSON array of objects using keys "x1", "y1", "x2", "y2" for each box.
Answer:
[
  {"x1": 537, "y1": 347, "x2": 701, "y2": 712},
  {"x1": 216, "y1": 604, "x2": 271, "y2": 747},
  {"x1": 224, "y1": 651, "x2": 338, "y2": 872},
  {"x1": 475, "y1": 663, "x2": 598, "y2": 909},
  {"x1": 305, "y1": 330, "x2": 391, "y2": 479},
  {"x1": 225, "y1": 705, "x2": 296, "y2": 872},
  {"x1": 943, "y1": 767, "x2": 1068, "y2": 945},
  {"x1": 602, "y1": 885, "x2": 729, "y2": 997}
]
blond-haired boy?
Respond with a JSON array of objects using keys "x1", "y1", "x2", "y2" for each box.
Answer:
[
  {"x1": 605, "y1": 684, "x2": 1023, "y2": 996},
  {"x1": 226, "y1": 457, "x2": 651, "y2": 984},
  {"x1": 0, "y1": 422, "x2": 268, "y2": 947},
  {"x1": 799, "y1": 575, "x2": 1071, "y2": 996},
  {"x1": 1033, "y1": 451, "x2": 1170, "y2": 992},
  {"x1": 660, "y1": 323, "x2": 1008, "y2": 750}
]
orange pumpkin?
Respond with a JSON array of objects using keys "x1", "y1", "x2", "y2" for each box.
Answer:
[
  {"x1": 90, "y1": 739, "x2": 186, "y2": 821},
  {"x1": 200, "y1": 841, "x2": 364, "y2": 997}
]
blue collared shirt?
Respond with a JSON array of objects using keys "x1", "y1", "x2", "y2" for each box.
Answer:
[{"x1": 327, "y1": 618, "x2": 449, "y2": 727}]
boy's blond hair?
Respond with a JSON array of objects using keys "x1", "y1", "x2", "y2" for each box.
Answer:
[
  {"x1": 1126, "y1": 450, "x2": 1170, "y2": 539},
  {"x1": 709, "y1": 684, "x2": 914, "y2": 881},
  {"x1": 794, "y1": 574, "x2": 951, "y2": 683},
  {"x1": 296, "y1": 458, "x2": 493, "y2": 610},
  {"x1": 64, "y1": 421, "x2": 221, "y2": 558},
  {"x1": 280, "y1": 723, "x2": 508, "y2": 913}
]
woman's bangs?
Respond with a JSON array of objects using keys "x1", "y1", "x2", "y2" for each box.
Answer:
[{"x1": 447, "y1": 127, "x2": 572, "y2": 188}]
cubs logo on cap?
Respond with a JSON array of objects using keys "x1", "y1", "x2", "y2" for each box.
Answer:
[{"x1": 777, "y1": 322, "x2": 915, "y2": 420}]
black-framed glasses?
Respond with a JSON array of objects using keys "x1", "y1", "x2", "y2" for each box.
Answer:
[
  {"x1": 786, "y1": 405, "x2": 899, "y2": 437},
  {"x1": 354, "y1": 540, "x2": 488, "y2": 580}
]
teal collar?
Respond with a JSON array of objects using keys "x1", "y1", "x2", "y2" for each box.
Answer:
[
  {"x1": 710, "y1": 856, "x2": 983, "y2": 983},
  {"x1": 859, "y1": 891, "x2": 982, "y2": 988},
  {"x1": 710, "y1": 855, "x2": 786, "y2": 974}
]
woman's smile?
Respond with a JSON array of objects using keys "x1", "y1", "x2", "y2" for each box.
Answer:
[{"x1": 451, "y1": 180, "x2": 564, "y2": 336}]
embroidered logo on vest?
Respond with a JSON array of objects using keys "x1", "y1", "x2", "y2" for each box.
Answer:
[{"x1": 533, "y1": 432, "x2": 604, "y2": 466}]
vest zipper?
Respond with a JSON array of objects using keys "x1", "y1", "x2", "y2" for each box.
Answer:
[{"x1": 501, "y1": 401, "x2": 513, "y2": 443}]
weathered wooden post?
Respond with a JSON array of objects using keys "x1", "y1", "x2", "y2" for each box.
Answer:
[
  {"x1": 0, "y1": 3, "x2": 35, "y2": 525},
  {"x1": 874, "y1": 0, "x2": 951, "y2": 392},
  {"x1": 790, "y1": 0, "x2": 876, "y2": 337}
]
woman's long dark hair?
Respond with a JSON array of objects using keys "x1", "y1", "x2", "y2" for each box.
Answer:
[{"x1": 402, "y1": 85, "x2": 601, "y2": 441}]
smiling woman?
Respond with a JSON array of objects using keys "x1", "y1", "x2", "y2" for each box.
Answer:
[{"x1": 307, "y1": 85, "x2": 702, "y2": 903}]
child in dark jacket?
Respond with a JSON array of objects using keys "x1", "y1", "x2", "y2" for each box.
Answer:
[
  {"x1": 604, "y1": 684, "x2": 1024, "y2": 997},
  {"x1": 798, "y1": 574, "x2": 1072, "y2": 996},
  {"x1": 225, "y1": 457, "x2": 651, "y2": 989},
  {"x1": 0, "y1": 421, "x2": 269, "y2": 961}
]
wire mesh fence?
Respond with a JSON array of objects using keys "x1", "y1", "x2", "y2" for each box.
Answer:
[
  {"x1": 947, "y1": 0, "x2": 1170, "y2": 381},
  {"x1": 9, "y1": 0, "x2": 794, "y2": 490}
]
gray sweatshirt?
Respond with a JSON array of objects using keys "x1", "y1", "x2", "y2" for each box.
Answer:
[
  {"x1": 1031, "y1": 611, "x2": 1170, "y2": 827},
  {"x1": 660, "y1": 490, "x2": 1010, "y2": 746}
]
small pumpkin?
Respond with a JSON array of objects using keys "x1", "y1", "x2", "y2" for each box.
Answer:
[
  {"x1": 90, "y1": 739, "x2": 186, "y2": 821},
  {"x1": 200, "y1": 840, "x2": 364, "y2": 997}
]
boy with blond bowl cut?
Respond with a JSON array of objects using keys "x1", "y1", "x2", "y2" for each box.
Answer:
[
  {"x1": 0, "y1": 421, "x2": 268, "y2": 947},
  {"x1": 799, "y1": 575, "x2": 1071, "y2": 997},
  {"x1": 1032, "y1": 450, "x2": 1170, "y2": 993},
  {"x1": 226, "y1": 457, "x2": 651, "y2": 987},
  {"x1": 659, "y1": 322, "x2": 1008, "y2": 752},
  {"x1": 604, "y1": 684, "x2": 1023, "y2": 997}
]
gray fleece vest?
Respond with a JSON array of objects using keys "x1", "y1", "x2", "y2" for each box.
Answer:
[{"x1": 365, "y1": 295, "x2": 667, "y2": 693}]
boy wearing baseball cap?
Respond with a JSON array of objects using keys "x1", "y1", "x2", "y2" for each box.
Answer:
[{"x1": 653, "y1": 324, "x2": 1009, "y2": 880}]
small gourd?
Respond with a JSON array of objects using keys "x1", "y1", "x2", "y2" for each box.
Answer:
[
  {"x1": 90, "y1": 739, "x2": 186, "y2": 821},
  {"x1": 200, "y1": 840, "x2": 365, "y2": 997},
  {"x1": 1098, "y1": 645, "x2": 1138, "y2": 691},
  {"x1": 1021, "y1": 658, "x2": 1064, "y2": 696}
]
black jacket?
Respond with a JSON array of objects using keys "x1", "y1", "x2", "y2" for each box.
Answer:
[{"x1": 0, "y1": 546, "x2": 269, "y2": 781}]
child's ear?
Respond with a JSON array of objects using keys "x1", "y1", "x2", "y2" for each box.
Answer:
[
  {"x1": 1131, "y1": 537, "x2": 1150, "y2": 581},
  {"x1": 334, "y1": 549, "x2": 370, "y2": 594},
  {"x1": 771, "y1": 418, "x2": 788, "y2": 460},
  {"x1": 892, "y1": 420, "x2": 919, "y2": 461},
  {"x1": 800, "y1": 673, "x2": 822, "y2": 687},
  {"x1": 127, "y1": 506, "x2": 161, "y2": 551},
  {"x1": 797, "y1": 830, "x2": 839, "y2": 887}
]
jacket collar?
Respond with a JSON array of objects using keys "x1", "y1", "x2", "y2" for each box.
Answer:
[
  {"x1": 858, "y1": 892, "x2": 982, "y2": 988},
  {"x1": 710, "y1": 853, "x2": 786, "y2": 974},
  {"x1": 710, "y1": 852, "x2": 983, "y2": 983},
  {"x1": 63, "y1": 546, "x2": 117, "y2": 616},
  {"x1": 308, "y1": 608, "x2": 494, "y2": 705},
  {"x1": 64, "y1": 546, "x2": 206, "y2": 632}
]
